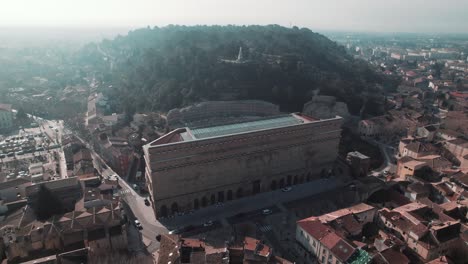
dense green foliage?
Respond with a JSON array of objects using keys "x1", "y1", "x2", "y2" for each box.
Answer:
[{"x1": 78, "y1": 25, "x2": 392, "y2": 115}]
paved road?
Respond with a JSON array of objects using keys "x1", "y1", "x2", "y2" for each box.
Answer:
[
  {"x1": 160, "y1": 177, "x2": 344, "y2": 229},
  {"x1": 364, "y1": 138, "x2": 397, "y2": 179},
  {"x1": 71, "y1": 132, "x2": 165, "y2": 252},
  {"x1": 70, "y1": 130, "x2": 347, "y2": 255}
]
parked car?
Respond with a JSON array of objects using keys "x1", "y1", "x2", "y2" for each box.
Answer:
[
  {"x1": 203, "y1": 221, "x2": 214, "y2": 227},
  {"x1": 134, "y1": 219, "x2": 143, "y2": 230},
  {"x1": 281, "y1": 187, "x2": 292, "y2": 192},
  {"x1": 262, "y1": 209, "x2": 273, "y2": 215},
  {"x1": 169, "y1": 225, "x2": 195, "y2": 234}
]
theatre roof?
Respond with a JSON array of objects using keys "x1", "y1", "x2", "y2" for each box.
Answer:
[
  {"x1": 184, "y1": 114, "x2": 313, "y2": 140},
  {"x1": 148, "y1": 113, "x2": 338, "y2": 147}
]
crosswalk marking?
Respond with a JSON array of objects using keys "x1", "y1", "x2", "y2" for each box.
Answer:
[
  {"x1": 259, "y1": 225, "x2": 272, "y2": 233},
  {"x1": 119, "y1": 189, "x2": 131, "y2": 196}
]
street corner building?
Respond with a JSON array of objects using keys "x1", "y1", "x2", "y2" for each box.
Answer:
[{"x1": 143, "y1": 113, "x2": 343, "y2": 218}]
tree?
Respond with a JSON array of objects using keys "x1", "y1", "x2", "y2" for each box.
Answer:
[
  {"x1": 16, "y1": 107, "x2": 28, "y2": 120},
  {"x1": 33, "y1": 185, "x2": 64, "y2": 221},
  {"x1": 432, "y1": 62, "x2": 443, "y2": 79}
]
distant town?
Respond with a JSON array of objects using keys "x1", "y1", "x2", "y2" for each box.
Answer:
[{"x1": 0, "y1": 27, "x2": 468, "y2": 264}]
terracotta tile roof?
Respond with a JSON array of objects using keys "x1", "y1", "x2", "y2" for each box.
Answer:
[
  {"x1": 379, "y1": 248, "x2": 410, "y2": 264},
  {"x1": 328, "y1": 234, "x2": 356, "y2": 262},
  {"x1": 419, "y1": 155, "x2": 451, "y2": 170},
  {"x1": 453, "y1": 173, "x2": 468, "y2": 186},
  {"x1": 298, "y1": 218, "x2": 356, "y2": 262},
  {"x1": 181, "y1": 238, "x2": 205, "y2": 248},
  {"x1": 243, "y1": 236, "x2": 272, "y2": 258},
  {"x1": 405, "y1": 141, "x2": 437, "y2": 154},
  {"x1": 437, "y1": 129, "x2": 461, "y2": 138},
  {"x1": 407, "y1": 182, "x2": 430, "y2": 194},
  {"x1": 379, "y1": 209, "x2": 428, "y2": 238},
  {"x1": 73, "y1": 149, "x2": 93, "y2": 163},
  {"x1": 297, "y1": 218, "x2": 330, "y2": 240},
  {"x1": 399, "y1": 156, "x2": 414, "y2": 163},
  {"x1": 0, "y1": 103, "x2": 12, "y2": 111},
  {"x1": 318, "y1": 203, "x2": 374, "y2": 222},
  {"x1": 447, "y1": 138, "x2": 468, "y2": 148},
  {"x1": 433, "y1": 182, "x2": 455, "y2": 196},
  {"x1": 332, "y1": 214, "x2": 362, "y2": 235},
  {"x1": 426, "y1": 256, "x2": 453, "y2": 264},
  {"x1": 394, "y1": 202, "x2": 428, "y2": 213}
]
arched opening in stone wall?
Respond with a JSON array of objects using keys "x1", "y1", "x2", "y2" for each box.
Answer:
[
  {"x1": 194, "y1": 199, "x2": 199, "y2": 210},
  {"x1": 293, "y1": 176, "x2": 298, "y2": 185},
  {"x1": 271, "y1": 180, "x2": 277, "y2": 190},
  {"x1": 218, "y1": 191, "x2": 224, "y2": 202},
  {"x1": 210, "y1": 194, "x2": 216, "y2": 205},
  {"x1": 287, "y1": 175, "x2": 292, "y2": 186},
  {"x1": 279, "y1": 179, "x2": 285, "y2": 188},
  {"x1": 236, "y1": 188, "x2": 243, "y2": 198},
  {"x1": 159, "y1": 205, "x2": 168, "y2": 218},
  {"x1": 202, "y1": 197, "x2": 207, "y2": 207},
  {"x1": 171, "y1": 203, "x2": 178, "y2": 214},
  {"x1": 227, "y1": 190, "x2": 233, "y2": 201}
]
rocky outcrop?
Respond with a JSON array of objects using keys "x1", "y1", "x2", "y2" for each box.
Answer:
[{"x1": 303, "y1": 95, "x2": 349, "y2": 119}]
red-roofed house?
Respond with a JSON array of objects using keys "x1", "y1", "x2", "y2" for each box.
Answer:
[
  {"x1": 296, "y1": 218, "x2": 357, "y2": 264},
  {"x1": 377, "y1": 203, "x2": 461, "y2": 262}
]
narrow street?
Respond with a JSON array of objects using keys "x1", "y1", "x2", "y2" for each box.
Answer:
[{"x1": 71, "y1": 131, "x2": 165, "y2": 252}]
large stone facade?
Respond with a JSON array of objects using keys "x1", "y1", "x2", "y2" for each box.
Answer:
[{"x1": 144, "y1": 114, "x2": 343, "y2": 218}]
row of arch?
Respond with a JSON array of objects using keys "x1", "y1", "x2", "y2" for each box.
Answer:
[
  {"x1": 158, "y1": 169, "x2": 335, "y2": 218},
  {"x1": 159, "y1": 187, "x2": 245, "y2": 217}
]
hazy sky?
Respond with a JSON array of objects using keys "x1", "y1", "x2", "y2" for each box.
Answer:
[{"x1": 1, "y1": 0, "x2": 468, "y2": 33}]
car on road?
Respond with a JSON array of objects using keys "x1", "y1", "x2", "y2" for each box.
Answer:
[
  {"x1": 281, "y1": 187, "x2": 292, "y2": 192},
  {"x1": 134, "y1": 219, "x2": 143, "y2": 230},
  {"x1": 203, "y1": 221, "x2": 214, "y2": 227},
  {"x1": 262, "y1": 209, "x2": 273, "y2": 215},
  {"x1": 144, "y1": 198, "x2": 151, "y2": 206},
  {"x1": 169, "y1": 225, "x2": 195, "y2": 235}
]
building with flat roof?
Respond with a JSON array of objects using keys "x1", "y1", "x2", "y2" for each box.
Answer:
[{"x1": 144, "y1": 113, "x2": 343, "y2": 218}]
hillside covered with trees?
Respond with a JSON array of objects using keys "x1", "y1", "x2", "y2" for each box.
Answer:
[{"x1": 76, "y1": 25, "x2": 398, "y2": 116}]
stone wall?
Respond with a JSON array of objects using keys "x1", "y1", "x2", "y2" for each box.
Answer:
[{"x1": 146, "y1": 117, "x2": 343, "y2": 217}]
